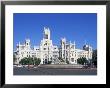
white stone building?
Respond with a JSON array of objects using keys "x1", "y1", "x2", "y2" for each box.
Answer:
[
  {"x1": 59, "y1": 38, "x2": 93, "y2": 64},
  {"x1": 14, "y1": 27, "x2": 93, "y2": 65}
]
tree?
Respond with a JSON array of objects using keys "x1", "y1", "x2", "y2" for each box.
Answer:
[
  {"x1": 77, "y1": 57, "x2": 88, "y2": 65},
  {"x1": 48, "y1": 61, "x2": 52, "y2": 64},
  {"x1": 13, "y1": 54, "x2": 17, "y2": 64},
  {"x1": 27, "y1": 57, "x2": 34, "y2": 65},
  {"x1": 92, "y1": 49, "x2": 97, "y2": 67},
  {"x1": 19, "y1": 57, "x2": 28, "y2": 65},
  {"x1": 47, "y1": 58, "x2": 52, "y2": 64},
  {"x1": 34, "y1": 58, "x2": 41, "y2": 66},
  {"x1": 66, "y1": 58, "x2": 69, "y2": 64},
  {"x1": 19, "y1": 57, "x2": 41, "y2": 66}
]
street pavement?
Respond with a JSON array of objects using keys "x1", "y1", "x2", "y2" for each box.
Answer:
[{"x1": 14, "y1": 66, "x2": 97, "y2": 75}]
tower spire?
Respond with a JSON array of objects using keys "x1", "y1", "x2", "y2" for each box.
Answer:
[{"x1": 43, "y1": 27, "x2": 50, "y2": 40}]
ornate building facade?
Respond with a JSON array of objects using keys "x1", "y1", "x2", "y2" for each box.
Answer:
[{"x1": 14, "y1": 27, "x2": 93, "y2": 65}]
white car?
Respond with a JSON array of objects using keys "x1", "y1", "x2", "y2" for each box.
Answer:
[{"x1": 17, "y1": 65, "x2": 23, "y2": 68}]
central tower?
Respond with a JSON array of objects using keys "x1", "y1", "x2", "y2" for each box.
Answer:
[
  {"x1": 43, "y1": 27, "x2": 50, "y2": 40},
  {"x1": 40, "y1": 27, "x2": 53, "y2": 64}
]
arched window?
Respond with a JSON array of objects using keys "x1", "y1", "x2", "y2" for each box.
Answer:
[{"x1": 71, "y1": 58, "x2": 74, "y2": 62}]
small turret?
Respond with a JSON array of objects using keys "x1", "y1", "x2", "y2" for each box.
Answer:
[
  {"x1": 25, "y1": 39, "x2": 30, "y2": 46},
  {"x1": 61, "y1": 37, "x2": 66, "y2": 45},
  {"x1": 88, "y1": 45, "x2": 92, "y2": 52},
  {"x1": 83, "y1": 44, "x2": 89, "y2": 51}
]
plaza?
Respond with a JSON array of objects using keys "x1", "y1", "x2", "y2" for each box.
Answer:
[{"x1": 14, "y1": 65, "x2": 97, "y2": 75}]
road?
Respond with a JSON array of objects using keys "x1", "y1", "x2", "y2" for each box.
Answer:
[{"x1": 14, "y1": 66, "x2": 97, "y2": 75}]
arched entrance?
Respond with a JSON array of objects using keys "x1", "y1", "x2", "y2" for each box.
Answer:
[
  {"x1": 43, "y1": 54, "x2": 48, "y2": 64},
  {"x1": 44, "y1": 59, "x2": 48, "y2": 64}
]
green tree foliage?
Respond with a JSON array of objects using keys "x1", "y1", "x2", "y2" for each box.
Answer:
[
  {"x1": 34, "y1": 58, "x2": 41, "y2": 66},
  {"x1": 77, "y1": 57, "x2": 88, "y2": 65},
  {"x1": 19, "y1": 57, "x2": 28, "y2": 65},
  {"x1": 13, "y1": 54, "x2": 17, "y2": 64},
  {"x1": 47, "y1": 61, "x2": 52, "y2": 64},
  {"x1": 19, "y1": 57, "x2": 41, "y2": 66},
  {"x1": 47, "y1": 58, "x2": 52, "y2": 64},
  {"x1": 92, "y1": 49, "x2": 97, "y2": 67},
  {"x1": 66, "y1": 58, "x2": 69, "y2": 64}
]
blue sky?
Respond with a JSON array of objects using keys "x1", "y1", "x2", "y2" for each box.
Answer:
[{"x1": 13, "y1": 13, "x2": 97, "y2": 50}]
